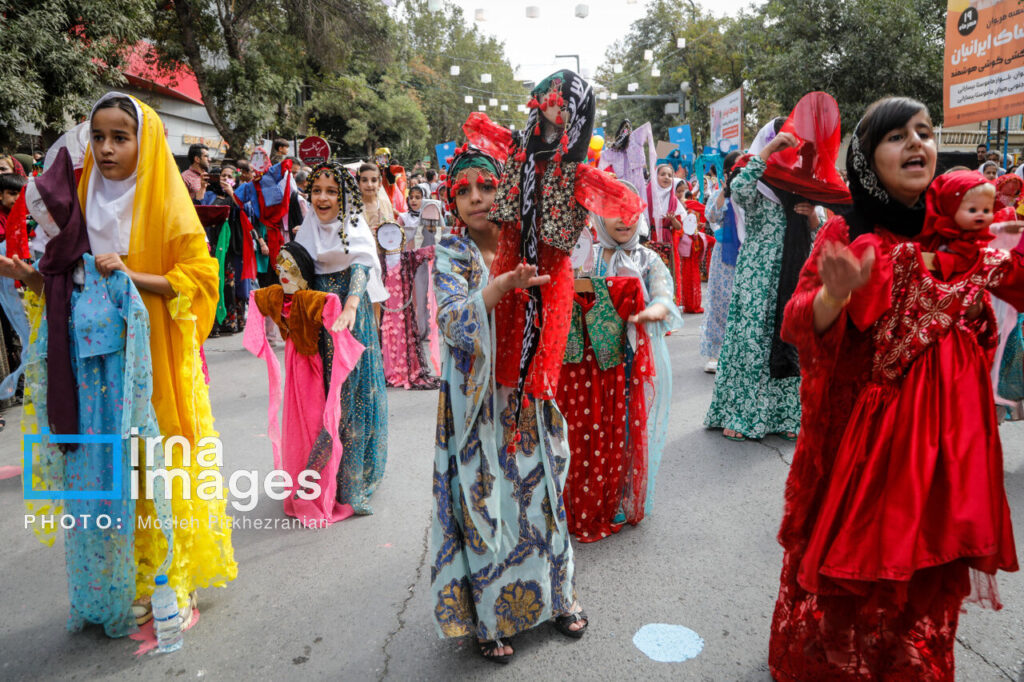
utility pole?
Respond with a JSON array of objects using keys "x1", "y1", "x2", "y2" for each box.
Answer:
[{"x1": 555, "y1": 54, "x2": 581, "y2": 74}]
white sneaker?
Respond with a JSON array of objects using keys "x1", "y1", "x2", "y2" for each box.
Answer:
[{"x1": 703, "y1": 359, "x2": 717, "y2": 373}]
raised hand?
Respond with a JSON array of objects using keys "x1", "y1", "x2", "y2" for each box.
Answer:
[
  {"x1": 817, "y1": 240, "x2": 875, "y2": 301},
  {"x1": 760, "y1": 131, "x2": 799, "y2": 162},
  {"x1": 500, "y1": 263, "x2": 551, "y2": 293}
]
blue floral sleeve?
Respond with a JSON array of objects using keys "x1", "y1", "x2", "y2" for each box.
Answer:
[{"x1": 433, "y1": 235, "x2": 491, "y2": 380}]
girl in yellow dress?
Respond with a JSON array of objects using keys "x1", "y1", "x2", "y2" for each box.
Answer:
[{"x1": 3, "y1": 92, "x2": 236, "y2": 632}]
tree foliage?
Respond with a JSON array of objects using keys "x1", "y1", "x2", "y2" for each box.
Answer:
[
  {"x1": 598, "y1": 0, "x2": 946, "y2": 151},
  {"x1": 0, "y1": 0, "x2": 152, "y2": 147}
]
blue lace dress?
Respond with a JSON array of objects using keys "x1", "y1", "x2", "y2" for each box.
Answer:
[
  {"x1": 23, "y1": 254, "x2": 169, "y2": 637},
  {"x1": 315, "y1": 264, "x2": 389, "y2": 514}
]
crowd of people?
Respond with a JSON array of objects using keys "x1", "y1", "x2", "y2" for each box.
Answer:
[{"x1": 2, "y1": 67, "x2": 1024, "y2": 678}]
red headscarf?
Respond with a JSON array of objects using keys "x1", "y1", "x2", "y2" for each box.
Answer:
[
  {"x1": 995, "y1": 173, "x2": 1023, "y2": 211},
  {"x1": 760, "y1": 91, "x2": 851, "y2": 206},
  {"x1": 919, "y1": 170, "x2": 995, "y2": 279}
]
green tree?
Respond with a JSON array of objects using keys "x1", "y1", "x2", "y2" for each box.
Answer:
[
  {"x1": 153, "y1": 0, "x2": 392, "y2": 155},
  {"x1": 395, "y1": 0, "x2": 526, "y2": 149},
  {"x1": 749, "y1": 0, "x2": 945, "y2": 131},
  {"x1": 595, "y1": 0, "x2": 743, "y2": 152},
  {"x1": 0, "y1": 0, "x2": 152, "y2": 148}
]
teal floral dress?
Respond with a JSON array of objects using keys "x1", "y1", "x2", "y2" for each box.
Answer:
[
  {"x1": 23, "y1": 255, "x2": 170, "y2": 637},
  {"x1": 704, "y1": 156, "x2": 802, "y2": 438},
  {"x1": 430, "y1": 235, "x2": 576, "y2": 641},
  {"x1": 315, "y1": 264, "x2": 388, "y2": 514}
]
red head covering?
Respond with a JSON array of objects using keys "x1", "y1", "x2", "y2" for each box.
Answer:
[
  {"x1": 919, "y1": 170, "x2": 995, "y2": 279},
  {"x1": 995, "y1": 173, "x2": 1023, "y2": 211},
  {"x1": 761, "y1": 91, "x2": 851, "y2": 206}
]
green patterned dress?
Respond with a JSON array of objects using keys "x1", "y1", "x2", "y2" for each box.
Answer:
[
  {"x1": 704, "y1": 156, "x2": 802, "y2": 438},
  {"x1": 430, "y1": 235, "x2": 576, "y2": 641}
]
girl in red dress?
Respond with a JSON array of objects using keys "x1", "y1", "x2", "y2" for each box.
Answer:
[{"x1": 770, "y1": 98, "x2": 1024, "y2": 681}]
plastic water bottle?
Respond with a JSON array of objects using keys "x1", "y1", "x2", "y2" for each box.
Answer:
[{"x1": 152, "y1": 574, "x2": 183, "y2": 653}]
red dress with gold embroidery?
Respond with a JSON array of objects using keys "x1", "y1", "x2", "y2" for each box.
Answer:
[
  {"x1": 800, "y1": 241, "x2": 1018, "y2": 593},
  {"x1": 770, "y1": 217, "x2": 1024, "y2": 681}
]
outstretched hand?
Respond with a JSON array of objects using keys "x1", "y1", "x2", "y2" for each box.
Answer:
[
  {"x1": 629, "y1": 303, "x2": 669, "y2": 325},
  {"x1": 0, "y1": 254, "x2": 36, "y2": 281},
  {"x1": 817, "y1": 240, "x2": 875, "y2": 300},
  {"x1": 993, "y1": 219, "x2": 1024, "y2": 234},
  {"x1": 501, "y1": 263, "x2": 551, "y2": 293}
]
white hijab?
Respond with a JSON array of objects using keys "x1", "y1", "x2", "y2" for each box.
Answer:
[
  {"x1": 649, "y1": 165, "x2": 680, "y2": 225},
  {"x1": 83, "y1": 92, "x2": 143, "y2": 256},
  {"x1": 749, "y1": 118, "x2": 782, "y2": 206},
  {"x1": 590, "y1": 180, "x2": 650, "y2": 287},
  {"x1": 293, "y1": 205, "x2": 388, "y2": 303}
]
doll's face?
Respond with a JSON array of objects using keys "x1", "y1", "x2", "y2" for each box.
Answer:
[
  {"x1": 377, "y1": 222, "x2": 404, "y2": 251},
  {"x1": 570, "y1": 228, "x2": 593, "y2": 269},
  {"x1": 955, "y1": 191, "x2": 995, "y2": 232},
  {"x1": 276, "y1": 252, "x2": 307, "y2": 294},
  {"x1": 1002, "y1": 178, "x2": 1022, "y2": 197},
  {"x1": 540, "y1": 83, "x2": 567, "y2": 128}
]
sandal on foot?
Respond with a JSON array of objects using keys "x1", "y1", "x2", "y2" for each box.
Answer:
[
  {"x1": 132, "y1": 596, "x2": 152, "y2": 626},
  {"x1": 180, "y1": 590, "x2": 198, "y2": 628},
  {"x1": 478, "y1": 638, "x2": 513, "y2": 664},
  {"x1": 723, "y1": 430, "x2": 746, "y2": 442},
  {"x1": 778, "y1": 432, "x2": 798, "y2": 442},
  {"x1": 553, "y1": 609, "x2": 589, "y2": 639}
]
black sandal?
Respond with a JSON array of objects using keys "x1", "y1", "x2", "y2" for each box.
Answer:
[
  {"x1": 478, "y1": 638, "x2": 513, "y2": 664},
  {"x1": 553, "y1": 609, "x2": 589, "y2": 639}
]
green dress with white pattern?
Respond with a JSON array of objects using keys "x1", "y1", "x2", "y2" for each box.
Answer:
[{"x1": 704, "y1": 156, "x2": 802, "y2": 438}]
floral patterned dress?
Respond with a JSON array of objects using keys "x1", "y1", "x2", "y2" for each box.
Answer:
[
  {"x1": 315, "y1": 264, "x2": 389, "y2": 514},
  {"x1": 699, "y1": 188, "x2": 737, "y2": 360},
  {"x1": 704, "y1": 156, "x2": 802, "y2": 438},
  {"x1": 22, "y1": 255, "x2": 169, "y2": 637},
  {"x1": 430, "y1": 235, "x2": 576, "y2": 641},
  {"x1": 380, "y1": 247, "x2": 439, "y2": 390}
]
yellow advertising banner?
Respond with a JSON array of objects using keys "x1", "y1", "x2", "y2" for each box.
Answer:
[{"x1": 944, "y1": 0, "x2": 1024, "y2": 126}]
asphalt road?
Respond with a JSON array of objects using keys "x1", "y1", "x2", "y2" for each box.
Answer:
[{"x1": 2, "y1": 312, "x2": 1023, "y2": 681}]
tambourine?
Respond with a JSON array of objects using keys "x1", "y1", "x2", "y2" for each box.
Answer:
[
  {"x1": 420, "y1": 202, "x2": 443, "y2": 231},
  {"x1": 570, "y1": 228, "x2": 594, "y2": 271}
]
